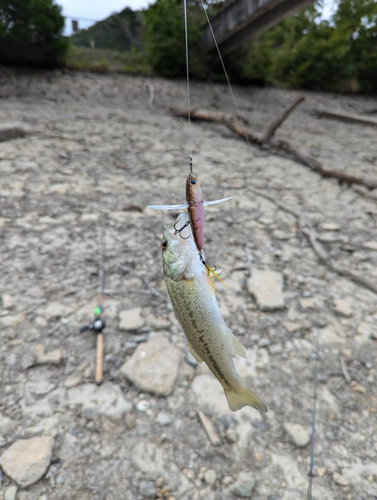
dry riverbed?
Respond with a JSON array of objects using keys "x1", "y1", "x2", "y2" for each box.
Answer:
[{"x1": 0, "y1": 67, "x2": 377, "y2": 500}]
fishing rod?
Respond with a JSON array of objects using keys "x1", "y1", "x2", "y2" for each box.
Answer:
[
  {"x1": 80, "y1": 219, "x2": 106, "y2": 385},
  {"x1": 195, "y1": 3, "x2": 322, "y2": 497}
]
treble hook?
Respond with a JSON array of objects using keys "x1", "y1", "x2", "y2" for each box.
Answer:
[{"x1": 174, "y1": 220, "x2": 191, "y2": 239}]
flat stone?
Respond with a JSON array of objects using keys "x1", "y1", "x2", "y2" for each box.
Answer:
[
  {"x1": 120, "y1": 335, "x2": 180, "y2": 396},
  {"x1": 268, "y1": 343, "x2": 282, "y2": 355},
  {"x1": 5, "y1": 485, "x2": 18, "y2": 500},
  {"x1": 232, "y1": 471, "x2": 256, "y2": 497},
  {"x1": 131, "y1": 441, "x2": 167, "y2": 479},
  {"x1": 34, "y1": 345, "x2": 63, "y2": 365},
  {"x1": 282, "y1": 321, "x2": 300, "y2": 333},
  {"x1": 332, "y1": 297, "x2": 353, "y2": 317},
  {"x1": 322, "y1": 223, "x2": 340, "y2": 231},
  {"x1": 0, "y1": 436, "x2": 54, "y2": 488},
  {"x1": 0, "y1": 314, "x2": 24, "y2": 327},
  {"x1": 300, "y1": 297, "x2": 318, "y2": 310},
  {"x1": 333, "y1": 471, "x2": 350, "y2": 486},
  {"x1": 363, "y1": 241, "x2": 377, "y2": 251},
  {"x1": 248, "y1": 269, "x2": 285, "y2": 311},
  {"x1": 40, "y1": 302, "x2": 71, "y2": 319},
  {"x1": 139, "y1": 480, "x2": 156, "y2": 498},
  {"x1": 283, "y1": 422, "x2": 311, "y2": 447},
  {"x1": 119, "y1": 307, "x2": 144, "y2": 332},
  {"x1": 68, "y1": 383, "x2": 132, "y2": 421},
  {"x1": 2, "y1": 294, "x2": 15, "y2": 309},
  {"x1": 204, "y1": 469, "x2": 217, "y2": 486}
]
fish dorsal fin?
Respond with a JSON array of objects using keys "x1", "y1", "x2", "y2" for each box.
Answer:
[
  {"x1": 227, "y1": 328, "x2": 248, "y2": 359},
  {"x1": 187, "y1": 340, "x2": 203, "y2": 364}
]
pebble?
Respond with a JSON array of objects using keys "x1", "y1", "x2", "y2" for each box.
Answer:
[
  {"x1": 0, "y1": 436, "x2": 54, "y2": 488},
  {"x1": 283, "y1": 422, "x2": 311, "y2": 447},
  {"x1": 120, "y1": 335, "x2": 180, "y2": 397},
  {"x1": 4, "y1": 485, "x2": 18, "y2": 500},
  {"x1": 126, "y1": 413, "x2": 137, "y2": 429},
  {"x1": 268, "y1": 343, "x2": 282, "y2": 355},
  {"x1": 21, "y1": 352, "x2": 36, "y2": 370},
  {"x1": 225, "y1": 428, "x2": 238, "y2": 443},
  {"x1": 156, "y1": 412, "x2": 172, "y2": 426},
  {"x1": 332, "y1": 471, "x2": 350, "y2": 486},
  {"x1": 232, "y1": 471, "x2": 256, "y2": 497},
  {"x1": 300, "y1": 297, "x2": 318, "y2": 310},
  {"x1": 119, "y1": 307, "x2": 144, "y2": 331},
  {"x1": 2, "y1": 293, "x2": 15, "y2": 309},
  {"x1": 139, "y1": 480, "x2": 156, "y2": 498},
  {"x1": 137, "y1": 400, "x2": 150, "y2": 412},
  {"x1": 204, "y1": 469, "x2": 217, "y2": 486},
  {"x1": 363, "y1": 241, "x2": 377, "y2": 251},
  {"x1": 248, "y1": 269, "x2": 285, "y2": 311},
  {"x1": 34, "y1": 345, "x2": 63, "y2": 365},
  {"x1": 191, "y1": 374, "x2": 229, "y2": 415},
  {"x1": 332, "y1": 297, "x2": 353, "y2": 317}
]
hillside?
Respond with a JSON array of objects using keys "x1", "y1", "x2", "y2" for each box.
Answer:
[{"x1": 70, "y1": 7, "x2": 144, "y2": 51}]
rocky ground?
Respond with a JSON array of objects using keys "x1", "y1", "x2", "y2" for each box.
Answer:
[{"x1": 0, "y1": 67, "x2": 377, "y2": 500}]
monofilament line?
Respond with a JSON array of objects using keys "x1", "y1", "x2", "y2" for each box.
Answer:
[
  {"x1": 307, "y1": 320, "x2": 320, "y2": 500},
  {"x1": 199, "y1": 0, "x2": 252, "y2": 153},
  {"x1": 183, "y1": 0, "x2": 192, "y2": 166}
]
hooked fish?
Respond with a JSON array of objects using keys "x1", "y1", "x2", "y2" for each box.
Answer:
[
  {"x1": 161, "y1": 214, "x2": 267, "y2": 413},
  {"x1": 149, "y1": 171, "x2": 231, "y2": 254}
]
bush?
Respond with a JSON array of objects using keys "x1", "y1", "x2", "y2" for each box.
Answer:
[
  {"x1": 0, "y1": 0, "x2": 68, "y2": 67},
  {"x1": 144, "y1": 0, "x2": 204, "y2": 78}
]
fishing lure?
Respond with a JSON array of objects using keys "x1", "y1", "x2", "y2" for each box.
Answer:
[{"x1": 148, "y1": 169, "x2": 231, "y2": 275}]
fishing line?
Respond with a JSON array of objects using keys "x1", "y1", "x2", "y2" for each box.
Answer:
[
  {"x1": 183, "y1": 0, "x2": 192, "y2": 167},
  {"x1": 198, "y1": 0, "x2": 252, "y2": 153},
  {"x1": 307, "y1": 316, "x2": 320, "y2": 500},
  {"x1": 197, "y1": 4, "x2": 323, "y2": 495}
]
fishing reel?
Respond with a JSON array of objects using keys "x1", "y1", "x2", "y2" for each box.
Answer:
[{"x1": 80, "y1": 306, "x2": 106, "y2": 333}]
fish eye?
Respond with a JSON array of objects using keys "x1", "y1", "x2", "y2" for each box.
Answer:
[
  {"x1": 161, "y1": 240, "x2": 168, "y2": 250},
  {"x1": 190, "y1": 179, "x2": 196, "y2": 185}
]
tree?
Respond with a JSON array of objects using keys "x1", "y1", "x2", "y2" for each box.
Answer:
[{"x1": 0, "y1": 0, "x2": 68, "y2": 67}]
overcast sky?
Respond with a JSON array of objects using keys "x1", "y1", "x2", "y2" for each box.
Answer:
[{"x1": 57, "y1": 0, "x2": 152, "y2": 35}]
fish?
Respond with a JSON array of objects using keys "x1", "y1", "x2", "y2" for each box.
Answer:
[
  {"x1": 149, "y1": 171, "x2": 231, "y2": 254},
  {"x1": 161, "y1": 213, "x2": 267, "y2": 413}
]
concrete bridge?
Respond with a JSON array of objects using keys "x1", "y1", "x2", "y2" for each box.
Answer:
[{"x1": 199, "y1": 0, "x2": 313, "y2": 56}]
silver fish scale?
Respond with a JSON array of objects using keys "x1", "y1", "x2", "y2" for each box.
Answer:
[{"x1": 165, "y1": 274, "x2": 243, "y2": 391}]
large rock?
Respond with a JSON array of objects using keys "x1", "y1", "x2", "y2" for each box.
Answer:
[
  {"x1": 119, "y1": 307, "x2": 144, "y2": 332},
  {"x1": 68, "y1": 383, "x2": 132, "y2": 421},
  {"x1": 248, "y1": 269, "x2": 285, "y2": 311},
  {"x1": 0, "y1": 437, "x2": 54, "y2": 488},
  {"x1": 120, "y1": 335, "x2": 180, "y2": 396}
]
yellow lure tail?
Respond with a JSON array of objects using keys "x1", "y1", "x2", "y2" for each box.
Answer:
[{"x1": 205, "y1": 263, "x2": 228, "y2": 290}]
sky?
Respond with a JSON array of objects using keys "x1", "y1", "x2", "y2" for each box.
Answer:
[{"x1": 57, "y1": 0, "x2": 152, "y2": 35}]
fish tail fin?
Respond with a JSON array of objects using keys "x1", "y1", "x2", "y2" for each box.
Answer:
[
  {"x1": 205, "y1": 263, "x2": 228, "y2": 289},
  {"x1": 224, "y1": 385, "x2": 268, "y2": 413}
]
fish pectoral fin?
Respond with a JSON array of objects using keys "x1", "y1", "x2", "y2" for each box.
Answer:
[
  {"x1": 147, "y1": 203, "x2": 189, "y2": 210},
  {"x1": 227, "y1": 328, "x2": 248, "y2": 359},
  {"x1": 204, "y1": 197, "x2": 232, "y2": 206},
  {"x1": 187, "y1": 341, "x2": 203, "y2": 364}
]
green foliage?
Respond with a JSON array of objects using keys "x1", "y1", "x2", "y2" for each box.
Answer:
[
  {"x1": 0, "y1": 0, "x2": 68, "y2": 66},
  {"x1": 66, "y1": 46, "x2": 152, "y2": 75},
  {"x1": 144, "y1": 0, "x2": 204, "y2": 77},
  {"x1": 70, "y1": 8, "x2": 143, "y2": 51},
  {"x1": 231, "y1": 0, "x2": 377, "y2": 92}
]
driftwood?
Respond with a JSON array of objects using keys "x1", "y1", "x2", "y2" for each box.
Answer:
[
  {"x1": 146, "y1": 84, "x2": 155, "y2": 110},
  {"x1": 249, "y1": 187, "x2": 377, "y2": 296},
  {"x1": 0, "y1": 125, "x2": 27, "y2": 142},
  {"x1": 197, "y1": 409, "x2": 221, "y2": 446},
  {"x1": 171, "y1": 104, "x2": 377, "y2": 190},
  {"x1": 263, "y1": 96, "x2": 305, "y2": 143},
  {"x1": 316, "y1": 109, "x2": 377, "y2": 128}
]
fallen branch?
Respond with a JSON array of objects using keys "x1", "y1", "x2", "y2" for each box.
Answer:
[
  {"x1": 316, "y1": 109, "x2": 377, "y2": 128},
  {"x1": 171, "y1": 106, "x2": 377, "y2": 190},
  {"x1": 340, "y1": 355, "x2": 351, "y2": 383},
  {"x1": 263, "y1": 96, "x2": 305, "y2": 143},
  {"x1": 249, "y1": 187, "x2": 377, "y2": 296},
  {"x1": 0, "y1": 125, "x2": 27, "y2": 142},
  {"x1": 197, "y1": 409, "x2": 221, "y2": 446}
]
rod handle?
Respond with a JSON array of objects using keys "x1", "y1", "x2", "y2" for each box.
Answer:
[{"x1": 95, "y1": 333, "x2": 104, "y2": 385}]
